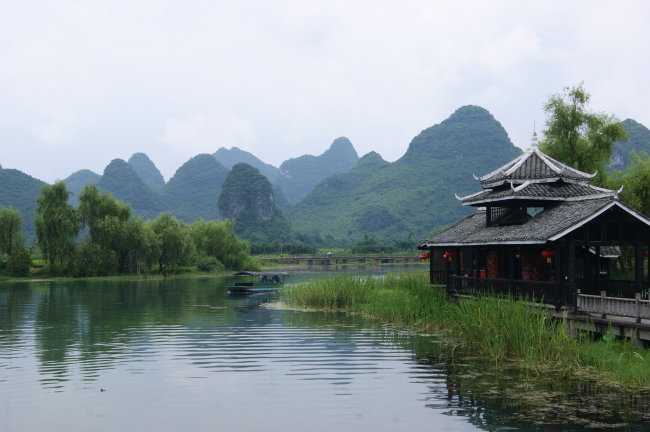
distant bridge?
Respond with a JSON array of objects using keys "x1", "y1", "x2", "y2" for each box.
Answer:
[{"x1": 259, "y1": 255, "x2": 423, "y2": 266}]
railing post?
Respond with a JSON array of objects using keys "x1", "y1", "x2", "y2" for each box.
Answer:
[
  {"x1": 636, "y1": 293, "x2": 641, "y2": 324},
  {"x1": 575, "y1": 289, "x2": 581, "y2": 313},
  {"x1": 601, "y1": 290, "x2": 606, "y2": 319}
]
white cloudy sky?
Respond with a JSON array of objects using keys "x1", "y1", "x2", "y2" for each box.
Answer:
[{"x1": 1, "y1": 0, "x2": 649, "y2": 183}]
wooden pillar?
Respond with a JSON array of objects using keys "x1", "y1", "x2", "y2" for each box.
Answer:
[
  {"x1": 507, "y1": 246, "x2": 514, "y2": 291},
  {"x1": 595, "y1": 245, "x2": 601, "y2": 293},
  {"x1": 454, "y1": 247, "x2": 461, "y2": 276},
  {"x1": 474, "y1": 247, "x2": 480, "y2": 293},
  {"x1": 568, "y1": 240, "x2": 576, "y2": 287},
  {"x1": 635, "y1": 242, "x2": 644, "y2": 293},
  {"x1": 445, "y1": 251, "x2": 451, "y2": 288},
  {"x1": 429, "y1": 247, "x2": 435, "y2": 285},
  {"x1": 554, "y1": 244, "x2": 562, "y2": 304},
  {"x1": 584, "y1": 239, "x2": 591, "y2": 290},
  {"x1": 647, "y1": 242, "x2": 650, "y2": 289}
]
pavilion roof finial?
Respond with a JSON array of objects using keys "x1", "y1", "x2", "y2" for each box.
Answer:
[{"x1": 531, "y1": 127, "x2": 539, "y2": 149}]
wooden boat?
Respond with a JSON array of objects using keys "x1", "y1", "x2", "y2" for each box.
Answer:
[{"x1": 226, "y1": 271, "x2": 289, "y2": 295}]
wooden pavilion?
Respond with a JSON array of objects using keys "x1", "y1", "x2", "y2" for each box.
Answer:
[{"x1": 417, "y1": 133, "x2": 650, "y2": 307}]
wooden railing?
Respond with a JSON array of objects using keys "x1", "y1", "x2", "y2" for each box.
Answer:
[
  {"x1": 431, "y1": 270, "x2": 447, "y2": 285},
  {"x1": 576, "y1": 279, "x2": 645, "y2": 299},
  {"x1": 447, "y1": 276, "x2": 572, "y2": 307},
  {"x1": 576, "y1": 289, "x2": 650, "y2": 323}
]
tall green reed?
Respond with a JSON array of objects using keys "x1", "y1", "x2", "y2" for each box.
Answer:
[{"x1": 280, "y1": 271, "x2": 650, "y2": 386}]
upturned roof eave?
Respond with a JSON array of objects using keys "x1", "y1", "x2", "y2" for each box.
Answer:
[
  {"x1": 418, "y1": 239, "x2": 548, "y2": 248},
  {"x1": 462, "y1": 192, "x2": 617, "y2": 206}
]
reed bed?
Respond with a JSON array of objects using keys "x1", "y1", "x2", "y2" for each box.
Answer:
[{"x1": 280, "y1": 271, "x2": 650, "y2": 387}]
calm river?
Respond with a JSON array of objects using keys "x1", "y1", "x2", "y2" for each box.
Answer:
[{"x1": 1, "y1": 266, "x2": 649, "y2": 431}]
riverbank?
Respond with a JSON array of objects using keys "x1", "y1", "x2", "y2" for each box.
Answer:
[
  {"x1": 279, "y1": 271, "x2": 650, "y2": 388},
  {"x1": 0, "y1": 270, "x2": 232, "y2": 284}
]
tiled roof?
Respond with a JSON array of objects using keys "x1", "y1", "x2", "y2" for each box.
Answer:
[
  {"x1": 478, "y1": 147, "x2": 595, "y2": 188},
  {"x1": 460, "y1": 182, "x2": 616, "y2": 205},
  {"x1": 418, "y1": 198, "x2": 616, "y2": 246}
]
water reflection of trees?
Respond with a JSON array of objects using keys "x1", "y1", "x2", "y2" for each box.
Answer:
[{"x1": 0, "y1": 278, "x2": 234, "y2": 388}]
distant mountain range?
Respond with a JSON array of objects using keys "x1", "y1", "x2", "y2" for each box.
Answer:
[
  {"x1": 213, "y1": 137, "x2": 359, "y2": 204},
  {"x1": 3, "y1": 108, "x2": 650, "y2": 246},
  {"x1": 289, "y1": 105, "x2": 522, "y2": 241}
]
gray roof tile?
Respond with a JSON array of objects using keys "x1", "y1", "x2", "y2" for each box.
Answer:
[
  {"x1": 479, "y1": 148, "x2": 595, "y2": 188},
  {"x1": 461, "y1": 182, "x2": 616, "y2": 205},
  {"x1": 418, "y1": 198, "x2": 615, "y2": 246}
]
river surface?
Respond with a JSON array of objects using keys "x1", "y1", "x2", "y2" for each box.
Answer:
[{"x1": 1, "y1": 266, "x2": 649, "y2": 432}]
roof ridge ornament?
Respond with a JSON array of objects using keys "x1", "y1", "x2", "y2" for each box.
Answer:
[
  {"x1": 531, "y1": 131, "x2": 539, "y2": 148},
  {"x1": 510, "y1": 180, "x2": 530, "y2": 192}
]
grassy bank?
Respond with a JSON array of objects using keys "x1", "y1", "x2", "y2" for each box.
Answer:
[{"x1": 280, "y1": 272, "x2": 650, "y2": 387}]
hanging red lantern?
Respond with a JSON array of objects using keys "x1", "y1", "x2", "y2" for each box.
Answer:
[
  {"x1": 443, "y1": 250, "x2": 455, "y2": 262},
  {"x1": 419, "y1": 252, "x2": 430, "y2": 261},
  {"x1": 644, "y1": 249, "x2": 648, "y2": 258},
  {"x1": 541, "y1": 248, "x2": 556, "y2": 264}
]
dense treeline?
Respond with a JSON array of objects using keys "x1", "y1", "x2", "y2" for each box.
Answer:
[{"x1": 22, "y1": 183, "x2": 257, "y2": 277}]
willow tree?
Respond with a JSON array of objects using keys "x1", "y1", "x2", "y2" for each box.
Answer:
[
  {"x1": 149, "y1": 214, "x2": 193, "y2": 274},
  {"x1": 0, "y1": 206, "x2": 23, "y2": 257},
  {"x1": 0, "y1": 206, "x2": 31, "y2": 276},
  {"x1": 189, "y1": 219, "x2": 252, "y2": 270},
  {"x1": 540, "y1": 84, "x2": 627, "y2": 185},
  {"x1": 35, "y1": 182, "x2": 79, "y2": 274}
]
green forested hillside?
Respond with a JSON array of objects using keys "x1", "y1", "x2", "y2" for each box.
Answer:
[
  {"x1": 277, "y1": 137, "x2": 359, "y2": 204},
  {"x1": 0, "y1": 168, "x2": 46, "y2": 244},
  {"x1": 97, "y1": 159, "x2": 166, "y2": 219},
  {"x1": 611, "y1": 119, "x2": 650, "y2": 169},
  {"x1": 158, "y1": 154, "x2": 229, "y2": 222},
  {"x1": 64, "y1": 169, "x2": 101, "y2": 206},
  {"x1": 288, "y1": 106, "x2": 522, "y2": 243},
  {"x1": 214, "y1": 147, "x2": 280, "y2": 181},
  {"x1": 219, "y1": 163, "x2": 293, "y2": 243},
  {"x1": 128, "y1": 153, "x2": 166, "y2": 191}
]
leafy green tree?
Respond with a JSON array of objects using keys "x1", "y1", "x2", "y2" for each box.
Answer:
[
  {"x1": 189, "y1": 219, "x2": 254, "y2": 270},
  {"x1": 7, "y1": 245, "x2": 31, "y2": 276},
  {"x1": 78, "y1": 185, "x2": 131, "y2": 240},
  {"x1": 540, "y1": 84, "x2": 627, "y2": 185},
  {"x1": 76, "y1": 185, "x2": 160, "y2": 275},
  {"x1": 149, "y1": 214, "x2": 193, "y2": 273},
  {"x1": 0, "y1": 206, "x2": 31, "y2": 276},
  {"x1": 35, "y1": 182, "x2": 79, "y2": 274},
  {"x1": 0, "y1": 206, "x2": 24, "y2": 257},
  {"x1": 614, "y1": 151, "x2": 650, "y2": 216}
]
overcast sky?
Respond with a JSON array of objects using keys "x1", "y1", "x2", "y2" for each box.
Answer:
[{"x1": 1, "y1": 0, "x2": 649, "y2": 183}]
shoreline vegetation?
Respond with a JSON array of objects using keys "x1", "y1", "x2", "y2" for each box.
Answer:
[
  {"x1": 279, "y1": 271, "x2": 650, "y2": 389},
  {"x1": 0, "y1": 269, "x2": 233, "y2": 284}
]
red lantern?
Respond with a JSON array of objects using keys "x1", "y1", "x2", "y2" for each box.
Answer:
[
  {"x1": 419, "y1": 252, "x2": 430, "y2": 261},
  {"x1": 644, "y1": 250, "x2": 649, "y2": 258},
  {"x1": 443, "y1": 250, "x2": 455, "y2": 262},
  {"x1": 541, "y1": 248, "x2": 556, "y2": 264}
]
